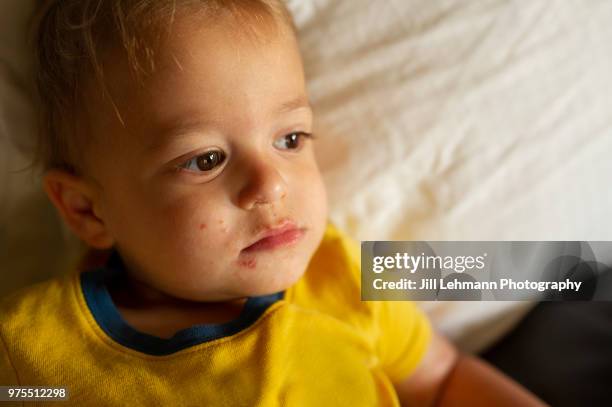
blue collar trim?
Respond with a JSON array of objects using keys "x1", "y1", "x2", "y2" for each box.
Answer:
[{"x1": 80, "y1": 250, "x2": 285, "y2": 356}]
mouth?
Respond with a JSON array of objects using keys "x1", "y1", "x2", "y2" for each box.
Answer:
[{"x1": 242, "y1": 222, "x2": 306, "y2": 253}]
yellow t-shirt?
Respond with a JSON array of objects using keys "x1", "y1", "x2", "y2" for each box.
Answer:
[{"x1": 0, "y1": 221, "x2": 431, "y2": 406}]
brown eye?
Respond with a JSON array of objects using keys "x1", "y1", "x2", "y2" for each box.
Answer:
[
  {"x1": 274, "y1": 132, "x2": 313, "y2": 150},
  {"x1": 182, "y1": 150, "x2": 226, "y2": 172},
  {"x1": 284, "y1": 133, "x2": 300, "y2": 149}
]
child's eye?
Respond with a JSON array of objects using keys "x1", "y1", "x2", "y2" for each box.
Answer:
[
  {"x1": 179, "y1": 150, "x2": 226, "y2": 172},
  {"x1": 273, "y1": 132, "x2": 315, "y2": 151}
]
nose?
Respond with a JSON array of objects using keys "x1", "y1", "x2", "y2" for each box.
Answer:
[{"x1": 236, "y1": 157, "x2": 288, "y2": 210}]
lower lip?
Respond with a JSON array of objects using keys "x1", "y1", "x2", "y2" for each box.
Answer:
[{"x1": 242, "y1": 228, "x2": 305, "y2": 253}]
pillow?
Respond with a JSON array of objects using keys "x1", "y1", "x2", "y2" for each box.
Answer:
[{"x1": 0, "y1": 0, "x2": 85, "y2": 299}]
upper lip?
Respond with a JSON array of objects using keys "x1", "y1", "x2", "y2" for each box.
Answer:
[{"x1": 243, "y1": 219, "x2": 299, "y2": 249}]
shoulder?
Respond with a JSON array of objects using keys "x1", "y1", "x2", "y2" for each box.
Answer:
[
  {"x1": 305, "y1": 222, "x2": 433, "y2": 382},
  {"x1": 0, "y1": 272, "x2": 79, "y2": 336}
]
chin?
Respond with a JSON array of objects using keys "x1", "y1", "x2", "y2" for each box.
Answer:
[{"x1": 253, "y1": 266, "x2": 307, "y2": 296}]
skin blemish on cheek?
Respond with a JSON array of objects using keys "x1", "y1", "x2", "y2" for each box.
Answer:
[
  {"x1": 199, "y1": 223, "x2": 207, "y2": 230},
  {"x1": 217, "y1": 219, "x2": 227, "y2": 233},
  {"x1": 237, "y1": 258, "x2": 257, "y2": 269}
]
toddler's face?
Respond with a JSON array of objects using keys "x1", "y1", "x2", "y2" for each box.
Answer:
[{"x1": 83, "y1": 15, "x2": 328, "y2": 301}]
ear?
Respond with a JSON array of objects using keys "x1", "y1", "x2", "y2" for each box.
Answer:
[{"x1": 42, "y1": 169, "x2": 115, "y2": 249}]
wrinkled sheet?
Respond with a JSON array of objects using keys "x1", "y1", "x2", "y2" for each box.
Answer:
[{"x1": 2, "y1": 0, "x2": 612, "y2": 353}]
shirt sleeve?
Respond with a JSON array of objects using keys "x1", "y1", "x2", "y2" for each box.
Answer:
[
  {"x1": 374, "y1": 298, "x2": 432, "y2": 383},
  {"x1": 336, "y1": 224, "x2": 433, "y2": 384}
]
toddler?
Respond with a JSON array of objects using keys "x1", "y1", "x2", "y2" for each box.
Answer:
[{"x1": 0, "y1": 0, "x2": 546, "y2": 405}]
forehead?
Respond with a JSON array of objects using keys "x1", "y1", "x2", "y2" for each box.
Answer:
[
  {"x1": 152, "y1": 17, "x2": 305, "y2": 115},
  {"x1": 90, "y1": 12, "x2": 308, "y2": 149}
]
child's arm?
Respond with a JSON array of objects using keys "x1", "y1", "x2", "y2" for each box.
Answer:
[{"x1": 393, "y1": 330, "x2": 549, "y2": 407}]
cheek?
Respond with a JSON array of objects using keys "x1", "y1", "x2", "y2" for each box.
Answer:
[
  {"x1": 149, "y1": 199, "x2": 239, "y2": 275},
  {"x1": 297, "y1": 169, "x2": 328, "y2": 218},
  {"x1": 117, "y1": 184, "x2": 223, "y2": 248},
  {"x1": 305, "y1": 172, "x2": 329, "y2": 243},
  {"x1": 312, "y1": 180, "x2": 329, "y2": 242},
  {"x1": 197, "y1": 219, "x2": 226, "y2": 232},
  {"x1": 161, "y1": 197, "x2": 231, "y2": 241},
  {"x1": 194, "y1": 218, "x2": 232, "y2": 246},
  {"x1": 315, "y1": 175, "x2": 328, "y2": 216}
]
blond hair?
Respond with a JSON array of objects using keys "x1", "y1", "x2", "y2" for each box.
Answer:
[{"x1": 30, "y1": 0, "x2": 296, "y2": 175}]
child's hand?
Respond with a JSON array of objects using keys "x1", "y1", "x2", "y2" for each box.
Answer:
[{"x1": 393, "y1": 331, "x2": 549, "y2": 407}]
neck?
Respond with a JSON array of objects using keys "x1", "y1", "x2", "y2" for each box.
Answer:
[{"x1": 108, "y1": 272, "x2": 247, "y2": 312}]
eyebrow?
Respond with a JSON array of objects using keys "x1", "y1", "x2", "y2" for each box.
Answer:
[
  {"x1": 276, "y1": 95, "x2": 312, "y2": 114},
  {"x1": 145, "y1": 96, "x2": 312, "y2": 154}
]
